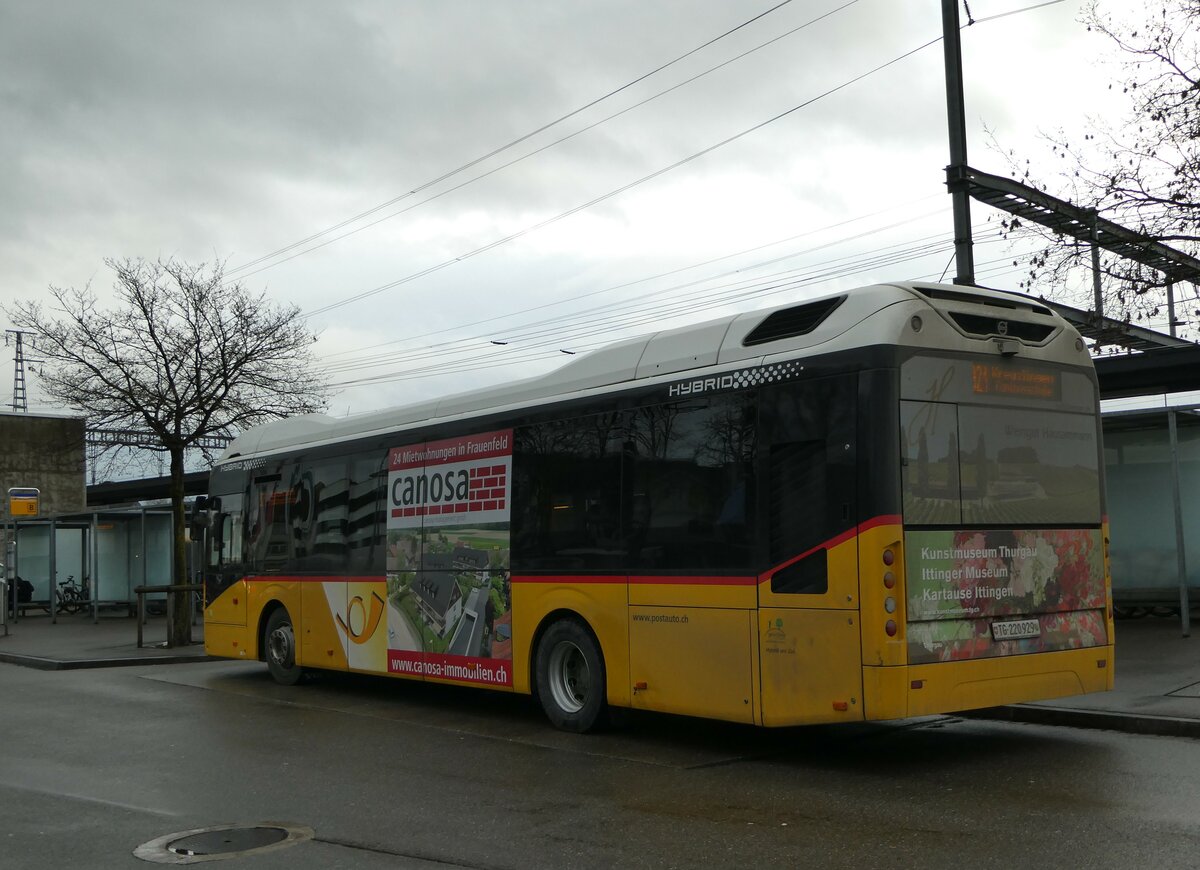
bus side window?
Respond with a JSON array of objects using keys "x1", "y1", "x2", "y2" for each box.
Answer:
[
  {"x1": 626, "y1": 395, "x2": 756, "y2": 572},
  {"x1": 217, "y1": 511, "x2": 244, "y2": 569},
  {"x1": 247, "y1": 470, "x2": 289, "y2": 574},
  {"x1": 769, "y1": 441, "x2": 829, "y2": 594},
  {"x1": 765, "y1": 375, "x2": 857, "y2": 593},
  {"x1": 305, "y1": 461, "x2": 350, "y2": 572},
  {"x1": 347, "y1": 454, "x2": 386, "y2": 573},
  {"x1": 512, "y1": 413, "x2": 625, "y2": 571}
]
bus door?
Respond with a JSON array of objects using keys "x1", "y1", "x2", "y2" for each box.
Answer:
[
  {"x1": 243, "y1": 467, "x2": 311, "y2": 665},
  {"x1": 756, "y1": 374, "x2": 864, "y2": 726},
  {"x1": 342, "y1": 453, "x2": 391, "y2": 675},
  {"x1": 204, "y1": 492, "x2": 246, "y2": 627},
  {"x1": 291, "y1": 461, "x2": 354, "y2": 673},
  {"x1": 619, "y1": 393, "x2": 758, "y2": 720},
  {"x1": 625, "y1": 395, "x2": 758, "y2": 724}
]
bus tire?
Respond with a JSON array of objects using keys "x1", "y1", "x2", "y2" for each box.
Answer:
[
  {"x1": 535, "y1": 618, "x2": 606, "y2": 733},
  {"x1": 264, "y1": 607, "x2": 304, "y2": 686}
]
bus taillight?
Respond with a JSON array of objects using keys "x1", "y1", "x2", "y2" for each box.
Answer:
[{"x1": 879, "y1": 542, "x2": 903, "y2": 640}]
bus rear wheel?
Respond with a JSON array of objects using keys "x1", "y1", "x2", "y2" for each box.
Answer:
[
  {"x1": 264, "y1": 607, "x2": 304, "y2": 686},
  {"x1": 535, "y1": 619, "x2": 606, "y2": 732}
]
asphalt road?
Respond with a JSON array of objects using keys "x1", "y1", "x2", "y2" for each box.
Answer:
[{"x1": 2, "y1": 660, "x2": 1199, "y2": 869}]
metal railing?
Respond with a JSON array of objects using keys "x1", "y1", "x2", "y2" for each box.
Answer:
[{"x1": 134, "y1": 584, "x2": 203, "y2": 649}]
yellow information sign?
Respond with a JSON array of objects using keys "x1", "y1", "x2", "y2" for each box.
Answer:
[{"x1": 8, "y1": 488, "x2": 40, "y2": 517}]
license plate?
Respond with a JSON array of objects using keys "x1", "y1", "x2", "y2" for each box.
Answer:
[{"x1": 991, "y1": 618, "x2": 1040, "y2": 641}]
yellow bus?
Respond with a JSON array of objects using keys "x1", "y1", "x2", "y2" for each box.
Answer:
[{"x1": 198, "y1": 281, "x2": 1113, "y2": 731}]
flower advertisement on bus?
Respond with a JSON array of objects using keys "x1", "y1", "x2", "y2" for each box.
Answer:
[
  {"x1": 904, "y1": 528, "x2": 1107, "y2": 664},
  {"x1": 384, "y1": 429, "x2": 513, "y2": 687}
]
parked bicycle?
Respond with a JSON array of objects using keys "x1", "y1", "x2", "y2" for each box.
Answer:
[{"x1": 56, "y1": 575, "x2": 90, "y2": 615}]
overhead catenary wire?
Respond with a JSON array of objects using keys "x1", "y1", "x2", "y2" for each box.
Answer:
[
  {"x1": 353, "y1": 219, "x2": 1031, "y2": 364},
  {"x1": 969, "y1": 0, "x2": 1066, "y2": 26},
  {"x1": 258, "y1": 0, "x2": 1065, "y2": 307},
  {"x1": 319, "y1": 192, "x2": 948, "y2": 362},
  {"x1": 226, "y1": 0, "x2": 824, "y2": 277},
  {"x1": 320, "y1": 211, "x2": 966, "y2": 377},
  {"x1": 234, "y1": 0, "x2": 1061, "y2": 286},
  {"x1": 329, "y1": 245, "x2": 1036, "y2": 389},
  {"x1": 303, "y1": 33, "x2": 945, "y2": 320},
  {"x1": 265, "y1": 0, "x2": 1081, "y2": 394},
  {"x1": 230, "y1": 1, "x2": 862, "y2": 283},
  {"x1": 266, "y1": 0, "x2": 1062, "y2": 314},
  {"x1": 328, "y1": 226, "x2": 1018, "y2": 387},
  {"x1": 324, "y1": 225, "x2": 999, "y2": 378},
  {"x1": 320, "y1": 210, "x2": 962, "y2": 374}
]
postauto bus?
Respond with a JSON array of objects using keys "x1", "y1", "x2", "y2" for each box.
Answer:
[{"x1": 197, "y1": 282, "x2": 1113, "y2": 731}]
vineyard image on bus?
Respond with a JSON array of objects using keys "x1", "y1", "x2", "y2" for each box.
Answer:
[{"x1": 195, "y1": 281, "x2": 1113, "y2": 732}]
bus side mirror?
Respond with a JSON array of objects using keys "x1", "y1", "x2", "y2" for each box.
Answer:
[
  {"x1": 189, "y1": 497, "x2": 211, "y2": 533},
  {"x1": 190, "y1": 496, "x2": 224, "y2": 533},
  {"x1": 211, "y1": 513, "x2": 227, "y2": 555}
]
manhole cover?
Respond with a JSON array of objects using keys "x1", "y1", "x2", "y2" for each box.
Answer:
[
  {"x1": 169, "y1": 826, "x2": 288, "y2": 856},
  {"x1": 134, "y1": 823, "x2": 313, "y2": 864}
]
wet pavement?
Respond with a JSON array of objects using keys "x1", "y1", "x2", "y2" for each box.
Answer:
[
  {"x1": 8, "y1": 659, "x2": 1199, "y2": 869},
  {"x1": 1, "y1": 609, "x2": 1198, "y2": 736},
  {"x1": 969, "y1": 613, "x2": 1200, "y2": 739},
  {"x1": 0, "y1": 608, "x2": 209, "y2": 669}
]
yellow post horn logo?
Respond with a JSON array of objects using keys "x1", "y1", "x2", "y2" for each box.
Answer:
[{"x1": 336, "y1": 591, "x2": 385, "y2": 645}]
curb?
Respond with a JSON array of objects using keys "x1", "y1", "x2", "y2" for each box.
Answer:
[
  {"x1": 964, "y1": 704, "x2": 1200, "y2": 740},
  {"x1": 0, "y1": 651, "x2": 214, "y2": 671}
]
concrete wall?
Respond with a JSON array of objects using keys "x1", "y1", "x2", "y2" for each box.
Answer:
[{"x1": 0, "y1": 412, "x2": 86, "y2": 522}]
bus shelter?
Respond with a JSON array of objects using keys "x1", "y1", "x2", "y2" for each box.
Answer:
[
  {"x1": 5, "y1": 505, "x2": 175, "y2": 623},
  {"x1": 1102, "y1": 397, "x2": 1200, "y2": 631}
]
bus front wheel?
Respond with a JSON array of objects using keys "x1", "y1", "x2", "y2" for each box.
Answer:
[
  {"x1": 264, "y1": 607, "x2": 304, "y2": 686},
  {"x1": 535, "y1": 619, "x2": 606, "y2": 732}
]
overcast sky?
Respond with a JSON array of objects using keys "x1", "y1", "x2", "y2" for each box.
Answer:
[{"x1": 1, "y1": 0, "x2": 1123, "y2": 418}]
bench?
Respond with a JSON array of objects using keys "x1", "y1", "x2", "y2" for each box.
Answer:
[{"x1": 15, "y1": 600, "x2": 50, "y2": 615}]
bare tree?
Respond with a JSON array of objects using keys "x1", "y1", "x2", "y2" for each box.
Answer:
[
  {"x1": 6, "y1": 257, "x2": 329, "y2": 645},
  {"x1": 996, "y1": 0, "x2": 1200, "y2": 334}
]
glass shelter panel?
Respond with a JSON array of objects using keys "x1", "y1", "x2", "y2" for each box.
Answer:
[{"x1": 1104, "y1": 419, "x2": 1200, "y2": 598}]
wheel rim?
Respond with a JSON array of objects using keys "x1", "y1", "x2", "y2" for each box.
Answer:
[
  {"x1": 547, "y1": 640, "x2": 589, "y2": 714},
  {"x1": 268, "y1": 621, "x2": 295, "y2": 668}
]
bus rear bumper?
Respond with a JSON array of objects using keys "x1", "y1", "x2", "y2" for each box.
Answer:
[{"x1": 862, "y1": 645, "x2": 1115, "y2": 720}]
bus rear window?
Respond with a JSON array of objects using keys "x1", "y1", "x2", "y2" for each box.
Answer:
[{"x1": 901, "y1": 401, "x2": 1101, "y2": 526}]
